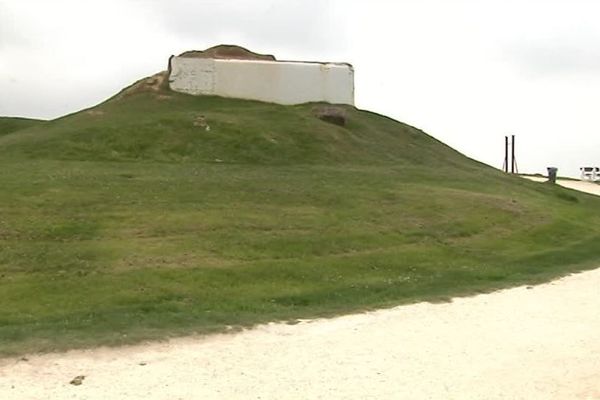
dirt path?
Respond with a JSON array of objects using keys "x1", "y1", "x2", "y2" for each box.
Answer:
[
  {"x1": 1, "y1": 178, "x2": 599, "y2": 399},
  {"x1": 558, "y1": 180, "x2": 600, "y2": 195},
  {"x1": 523, "y1": 175, "x2": 600, "y2": 196}
]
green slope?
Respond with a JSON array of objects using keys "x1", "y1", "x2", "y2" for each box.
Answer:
[
  {"x1": 0, "y1": 91, "x2": 471, "y2": 167},
  {"x1": 0, "y1": 117, "x2": 44, "y2": 137},
  {"x1": 1, "y1": 86, "x2": 600, "y2": 355}
]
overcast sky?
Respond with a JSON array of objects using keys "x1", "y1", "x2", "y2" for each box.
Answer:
[{"x1": 1, "y1": 0, "x2": 599, "y2": 177}]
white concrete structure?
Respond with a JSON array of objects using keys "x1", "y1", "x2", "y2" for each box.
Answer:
[
  {"x1": 580, "y1": 166, "x2": 600, "y2": 181},
  {"x1": 168, "y1": 57, "x2": 354, "y2": 106}
]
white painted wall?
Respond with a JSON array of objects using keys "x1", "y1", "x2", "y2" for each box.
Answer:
[{"x1": 168, "y1": 57, "x2": 354, "y2": 106}]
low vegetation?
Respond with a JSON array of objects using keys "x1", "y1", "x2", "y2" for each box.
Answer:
[
  {"x1": 0, "y1": 117, "x2": 44, "y2": 137},
  {"x1": 1, "y1": 88, "x2": 600, "y2": 356}
]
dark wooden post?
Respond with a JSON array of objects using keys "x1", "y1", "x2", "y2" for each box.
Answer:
[{"x1": 511, "y1": 135, "x2": 515, "y2": 174}]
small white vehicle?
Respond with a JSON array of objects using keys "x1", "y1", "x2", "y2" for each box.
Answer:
[{"x1": 580, "y1": 167, "x2": 600, "y2": 182}]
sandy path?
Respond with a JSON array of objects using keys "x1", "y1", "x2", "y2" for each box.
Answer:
[
  {"x1": 2, "y1": 177, "x2": 599, "y2": 399},
  {"x1": 523, "y1": 176, "x2": 600, "y2": 196},
  {"x1": 557, "y1": 180, "x2": 600, "y2": 196},
  {"x1": 1, "y1": 269, "x2": 600, "y2": 400}
]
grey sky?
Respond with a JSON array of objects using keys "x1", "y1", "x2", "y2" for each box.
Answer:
[{"x1": 1, "y1": 0, "x2": 599, "y2": 177}]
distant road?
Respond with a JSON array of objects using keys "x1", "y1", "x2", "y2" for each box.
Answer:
[{"x1": 523, "y1": 175, "x2": 600, "y2": 196}]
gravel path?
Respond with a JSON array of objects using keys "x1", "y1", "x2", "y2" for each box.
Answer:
[{"x1": 2, "y1": 269, "x2": 600, "y2": 399}]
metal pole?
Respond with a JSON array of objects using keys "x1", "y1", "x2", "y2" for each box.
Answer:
[
  {"x1": 511, "y1": 135, "x2": 515, "y2": 174},
  {"x1": 504, "y1": 136, "x2": 509, "y2": 173}
]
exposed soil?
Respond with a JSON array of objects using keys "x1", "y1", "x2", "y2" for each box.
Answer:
[
  {"x1": 114, "y1": 71, "x2": 169, "y2": 100},
  {"x1": 179, "y1": 44, "x2": 276, "y2": 61}
]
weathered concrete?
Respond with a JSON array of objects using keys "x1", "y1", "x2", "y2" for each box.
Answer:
[{"x1": 168, "y1": 57, "x2": 354, "y2": 106}]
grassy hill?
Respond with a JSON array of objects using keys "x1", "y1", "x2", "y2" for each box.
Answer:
[
  {"x1": 0, "y1": 117, "x2": 44, "y2": 137},
  {"x1": 1, "y1": 84, "x2": 600, "y2": 355},
  {"x1": 0, "y1": 89, "x2": 469, "y2": 167}
]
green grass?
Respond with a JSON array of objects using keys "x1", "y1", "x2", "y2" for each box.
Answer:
[
  {"x1": 0, "y1": 117, "x2": 45, "y2": 137},
  {"x1": 1, "y1": 88, "x2": 600, "y2": 356}
]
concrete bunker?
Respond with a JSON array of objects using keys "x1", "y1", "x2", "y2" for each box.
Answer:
[{"x1": 168, "y1": 45, "x2": 355, "y2": 106}]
